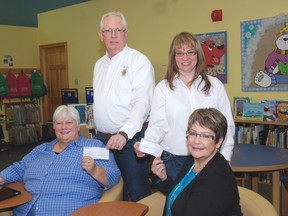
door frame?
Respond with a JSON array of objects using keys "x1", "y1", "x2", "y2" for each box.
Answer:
[{"x1": 39, "y1": 42, "x2": 68, "y2": 123}]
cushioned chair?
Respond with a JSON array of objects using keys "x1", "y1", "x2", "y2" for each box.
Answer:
[
  {"x1": 137, "y1": 191, "x2": 165, "y2": 216},
  {"x1": 0, "y1": 211, "x2": 12, "y2": 216},
  {"x1": 238, "y1": 186, "x2": 277, "y2": 216},
  {"x1": 99, "y1": 177, "x2": 123, "y2": 202},
  {"x1": 0, "y1": 177, "x2": 123, "y2": 216},
  {"x1": 138, "y1": 186, "x2": 278, "y2": 216}
]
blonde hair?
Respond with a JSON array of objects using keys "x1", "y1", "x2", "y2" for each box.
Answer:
[{"x1": 166, "y1": 32, "x2": 210, "y2": 91}]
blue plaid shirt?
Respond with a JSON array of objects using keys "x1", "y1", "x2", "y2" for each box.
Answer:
[{"x1": 0, "y1": 134, "x2": 121, "y2": 216}]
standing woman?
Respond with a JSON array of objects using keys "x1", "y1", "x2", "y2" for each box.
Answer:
[
  {"x1": 135, "y1": 32, "x2": 235, "y2": 180},
  {"x1": 151, "y1": 108, "x2": 242, "y2": 216}
]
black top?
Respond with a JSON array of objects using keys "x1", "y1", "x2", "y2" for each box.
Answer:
[{"x1": 153, "y1": 153, "x2": 243, "y2": 216}]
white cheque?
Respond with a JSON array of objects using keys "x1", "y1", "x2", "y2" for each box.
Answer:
[
  {"x1": 139, "y1": 138, "x2": 163, "y2": 157},
  {"x1": 83, "y1": 147, "x2": 109, "y2": 160}
]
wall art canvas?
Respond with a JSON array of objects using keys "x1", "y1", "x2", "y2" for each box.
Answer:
[
  {"x1": 196, "y1": 31, "x2": 227, "y2": 83},
  {"x1": 68, "y1": 104, "x2": 87, "y2": 125},
  {"x1": 241, "y1": 13, "x2": 288, "y2": 91}
]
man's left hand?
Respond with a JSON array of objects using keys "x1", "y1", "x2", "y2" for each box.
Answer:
[{"x1": 106, "y1": 134, "x2": 127, "y2": 150}]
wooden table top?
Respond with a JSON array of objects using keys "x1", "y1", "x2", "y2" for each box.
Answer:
[
  {"x1": 71, "y1": 201, "x2": 149, "y2": 216},
  {"x1": 0, "y1": 182, "x2": 32, "y2": 210}
]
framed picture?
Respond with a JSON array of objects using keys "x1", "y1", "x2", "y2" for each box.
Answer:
[
  {"x1": 85, "y1": 87, "x2": 94, "y2": 105},
  {"x1": 196, "y1": 31, "x2": 227, "y2": 83},
  {"x1": 241, "y1": 13, "x2": 288, "y2": 91},
  {"x1": 61, "y1": 88, "x2": 79, "y2": 104},
  {"x1": 68, "y1": 104, "x2": 87, "y2": 125}
]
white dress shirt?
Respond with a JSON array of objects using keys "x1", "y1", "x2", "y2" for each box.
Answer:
[
  {"x1": 144, "y1": 75, "x2": 235, "y2": 161},
  {"x1": 93, "y1": 45, "x2": 155, "y2": 139}
]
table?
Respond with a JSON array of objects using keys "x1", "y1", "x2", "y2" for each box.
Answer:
[
  {"x1": 0, "y1": 182, "x2": 32, "y2": 210},
  {"x1": 71, "y1": 201, "x2": 148, "y2": 216},
  {"x1": 231, "y1": 143, "x2": 288, "y2": 215}
]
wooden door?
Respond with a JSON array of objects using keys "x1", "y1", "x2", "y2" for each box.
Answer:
[{"x1": 40, "y1": 42, "x2": 68, "y2": 123}]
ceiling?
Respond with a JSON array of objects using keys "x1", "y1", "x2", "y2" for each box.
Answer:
[{"x1": 0, "y1": 0, "x2": 90, "y2": 27}]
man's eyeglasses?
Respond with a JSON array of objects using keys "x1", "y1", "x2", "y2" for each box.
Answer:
[
  {"x1": 102, "y1": 28, "x2": 126, "y2": 35},
  {"x1": 175, "y1": 50, "x2": 197, "y2": 57},
  {"x1": 186, "y1": 130, "x2": 215, "y2": 142}
]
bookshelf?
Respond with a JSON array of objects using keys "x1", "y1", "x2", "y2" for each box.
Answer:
[
  {"x1": 80, "y1": 125, "x2": 96, "y2": 139},
  {"x1": 234, "y1": 118, "x2": 288, "y2": 148},
  {"x1": 234, "y1": 118, "x2": 288, "y2": 216},
  {"x1": 4, "y1": 102, "x2": 41, "y2": 145},
  {"x1": 235, "y1": 118, "x2": 288, "y2": 127}
]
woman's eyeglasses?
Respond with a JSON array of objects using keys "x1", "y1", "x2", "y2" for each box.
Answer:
[
  {"x1": 175, "y1": 50, "x2": 197, "y2": 57},
  {"x1": 186, "y1": 130, "x2": 215, "y2": 142}
]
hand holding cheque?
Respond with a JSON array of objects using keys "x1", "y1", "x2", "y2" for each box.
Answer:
[{"x1": 134, "y1": 139, "x2": 163, "y2": 157}]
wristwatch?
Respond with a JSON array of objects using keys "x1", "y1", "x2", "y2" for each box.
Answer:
[{"x1": 118, "y1": 131, "x2": 128, "y2": 141}]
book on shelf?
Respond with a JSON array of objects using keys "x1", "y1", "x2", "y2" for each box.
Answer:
[
  {"x1": 252, "y1": 124, "x2": 265, "y2": 144},
  {"x1": 261, "y1": 100, "x2": 277, "y2": 122},
  {"x1": 242, "y1": 102, "x2": 264, "y2": 121},
  {"x1": 233, "y1": 96, "x2": 251, "y2": 119},
  {"x1": 275, "y1": 100, "x2": 288, "y2": 122},
  {"x1": 266, "y1": 126, "x2": 288, "y2": 148},
  {"x1": 86, "y1": 105, "x2": 95, "y2": 127},
  {"x1": 235, "y1": 125, "x2": 254, "y2": 144}
]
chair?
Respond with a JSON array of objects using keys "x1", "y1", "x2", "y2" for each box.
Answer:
[
  {"x1": 99, "y1": 177, "x2": 123, "y2": 202},
  {"x1": 138, "y1": 186, "x2": 278, "y2": 216},
  {"x1": 137, "y1": 191, "x2": 165, "y2": 216},
  {"x1": 0, "y1": 211, "x2": 12, "y2": 216},
  {"x1": 238, "y1": 186, "x2": 277, "y2": 216},
  {"x1": 0, "y1": 178, "x2": 123, "y2": 216}
]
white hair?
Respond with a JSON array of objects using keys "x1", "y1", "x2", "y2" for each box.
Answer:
[{"x1": 100, "y1": 11, "x2": 128, "y2": 30}]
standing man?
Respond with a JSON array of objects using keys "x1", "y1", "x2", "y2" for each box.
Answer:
[{"x1": 93, "y1": 11, "x2": 155, "y2": 201}]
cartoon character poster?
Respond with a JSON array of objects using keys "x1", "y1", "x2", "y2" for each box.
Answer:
[
  {"x1": 241, "y1": 13, "x2": 288, "y2": 91},
  {"x1": 196, "y1": 31, "x2": 227, "y2": 83}
]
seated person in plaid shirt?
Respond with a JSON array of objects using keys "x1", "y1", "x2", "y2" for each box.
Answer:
[{"x1": 0, "y1": 105, "x2": 121, "y2": 216}]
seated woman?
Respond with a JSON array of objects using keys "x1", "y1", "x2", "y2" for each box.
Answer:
[
  {"x1": 0, "y1": 105, "x2": 121, "y2": 216},
  {"x1": 151, "y1": 108, "x2": 242, "y2": 216}
]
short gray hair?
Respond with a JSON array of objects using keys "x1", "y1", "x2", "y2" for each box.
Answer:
[
  {"x1": 53, "y1": 105, "x2": 80, "y2": 125},
  {"x1": 100, "y1": 11, "x2": 128, "y2": 30}
]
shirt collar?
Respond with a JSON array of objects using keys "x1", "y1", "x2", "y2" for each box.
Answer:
[
  {"x1": 174, "y1": 74, "x2": 201, "y2": 86},
  {"x1": 105, "y1": 44, "x2": 128, "y2": 62},
  {"x1": 45, "y1": 133, "x2": 85, "y2": 152}
]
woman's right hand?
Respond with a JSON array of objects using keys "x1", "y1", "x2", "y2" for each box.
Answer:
[
  {"x1": 151, "y1": 156, "x2": 167, "y2": 181},
  {"x1": 134, "y1": 141, "x2": 146, "y2": 157}
]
